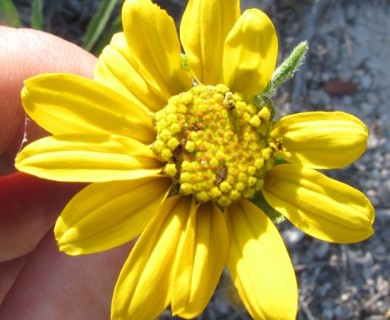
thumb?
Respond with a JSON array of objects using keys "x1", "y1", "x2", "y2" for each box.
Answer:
[{"x1": 0, "y1": 27, "x2": 97, "y2": 175}]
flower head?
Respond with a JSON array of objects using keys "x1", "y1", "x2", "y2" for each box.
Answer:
[{"x1": 15, "y1": 0, "x2": 374, "y2": 319}]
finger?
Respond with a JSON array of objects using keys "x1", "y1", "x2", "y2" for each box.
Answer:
[
  {"x1": 0, "y1": 172, "x2": 85, "y2": 262},
  {"x1": 0, "y1": 231, "x2": 133, "y2": 319},
  {"x1": 0, "y1": 27, "x2": 97, "y2": 175},
  {"x1": 0, "y1": 27, "x2": 96, "y2": 261},
  {"x1": 0, "y1": 255, "x2": 28, "y2": 304}
]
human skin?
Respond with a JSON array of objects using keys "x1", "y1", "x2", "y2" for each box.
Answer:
[{"x1": 0, "y1": 27, "x2": 132, "y2": 319}]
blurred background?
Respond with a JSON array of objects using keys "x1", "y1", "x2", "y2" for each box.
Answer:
[{"x1": 1, "y1": 0, "x2": 389, "y2": 319}]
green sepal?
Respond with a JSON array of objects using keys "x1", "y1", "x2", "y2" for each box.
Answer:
[
  {"x1": 180, "y1": 53, "x2": 190, "y2": 72},
  {"x1": 252, "y1": 192, "x2": 285, "y2": 224},
  {"x1": 274, "y1": 155, "x2": 289, "y2": 166},
  {"x1": 252, "y1": 94, "x2": 275, "y2": 120},
  {"x1": 266, "y1": 41, "x2": 309, "y2": 96},
  {"x1": 0, "y1": 0, "x2": 22, "y2": 27}
]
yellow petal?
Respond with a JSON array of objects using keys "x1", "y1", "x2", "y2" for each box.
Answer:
[
  {"x1": 15, "y1": 134, "x2": 162, "y2": 182},
  {"x1": 223, "y1": 9, "x2": 278, "y2": 97},
  {"x1": 95, "y1": 33, "x2": 167, "y2": 112},
  {"x1": 111, "y1": 196, "x2": 192, "y2": 320},
  {"x1": 263, "y1": 164, "x2": 375, "y2": 243},
  {"x1": 54, "y1": 176, "x2": 171, "y2": 255},
  {"x1": 180, "y1": 0, "x2": 240, "y2": 84},
  {"x1": 121, "y1": 0, "x2": 191, "y2": 101},
  {"x1": 171, "y1": 202, "x2": 229, "y2": 318},
  {"x1": 226, "y1": 199, "x2": 298, "y2": 320},
  {"x1": 271, "y1": 111, "x2": 368, "y2": 169},
  {"x1": 22, "y1": 73, "x2": 155, "y2": 144}
]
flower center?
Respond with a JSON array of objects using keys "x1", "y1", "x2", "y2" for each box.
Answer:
[{"x1": 152, "y1": 84, "x2": 275, "y2": 208}]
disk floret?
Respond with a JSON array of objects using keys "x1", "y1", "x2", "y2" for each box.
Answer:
[{"x1": 152, "y1": 84, "x2": 275, "y2": 208}]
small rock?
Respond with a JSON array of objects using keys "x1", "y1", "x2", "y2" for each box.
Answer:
[
  {"x1": 378, "y1": 181, "x2": 390, "y2": 207},
  {"x1": 334, "y1": 305, "x2": 350, "y2": 320},
  {"x1": 322, "y1": 307, "x2": 334, "y2": 320},
  {"x1": 323, "y1": 79, "x2": 358, "y2": 97},
  {"x1": 360, "y1": 73, "x2": 373, "y2": 90},
  {"x1": 313, "y1": 241, "x2": 330, "y2": 259},
  {"x1": 361, "y1": 102, "x2": 375, "y2": 117},
  {"x1": 282, "y1": 228, "x2": 305, "y2": 247},
  {"x1": 345, "y1": 2, "x2": 357, "y2": 21},
  {"x1": 308, "y1": 89, "x2": 331, "y2": 107}
]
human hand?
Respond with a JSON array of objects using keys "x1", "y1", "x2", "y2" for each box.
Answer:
[{"x1": 0, "y1": 27, "x2": 132, "y2": 319}]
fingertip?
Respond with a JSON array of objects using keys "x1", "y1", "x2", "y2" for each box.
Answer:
[
  {"x1": 0, "y1": 27, "x2": 97, "y2": 81},
  {"x1": 0, "y1": 232, "x2": 132, "y2": 320},
  {"x1": 0, "y1": 172, "x2": 85, "y2": 262},
  {"x1": 0, "y1": 255, "x2": 28, "y2": 305},
  {"x1": 0, "y1": 27, "x2": 97, "y2": 173}
]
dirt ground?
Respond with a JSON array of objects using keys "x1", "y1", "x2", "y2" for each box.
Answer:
[{"x1": 12, "y1": 0, "x2": 390, "y2": 319}]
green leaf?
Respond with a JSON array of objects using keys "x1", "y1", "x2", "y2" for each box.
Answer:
[
  {"x1": 90, "y1": 15, "x2": 122, "y2": 55},
  {"x1": 266, "y1": 41, "x2": 309, "y2": 96},
  {"x1": 0, "y1": 0, "x2": 22, "y2": 27},
  {"x1": 180, "y1": 53, "x2": 190, "y2": 72},
  {"x1": 82, "y1": 0, "x2": 120, "y2": 52},
  {"x1": 31, "y1": 0, "x2": 44, "y2": 30},
  {"x1": 252, "y1": 94, "x2": 275, "y2": 119}
]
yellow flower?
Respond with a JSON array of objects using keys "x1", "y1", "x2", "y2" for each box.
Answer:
[{"x1": 15, "y1": 0, "x2": 374, "y2": 319}]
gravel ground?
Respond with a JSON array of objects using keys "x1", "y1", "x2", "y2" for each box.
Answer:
[
  {"x1": 268, "y1": 2, "x2": 390, "y2": 318},
  {"x1": 11, "y1": 0, "x2": 390, "y2": 319}
]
